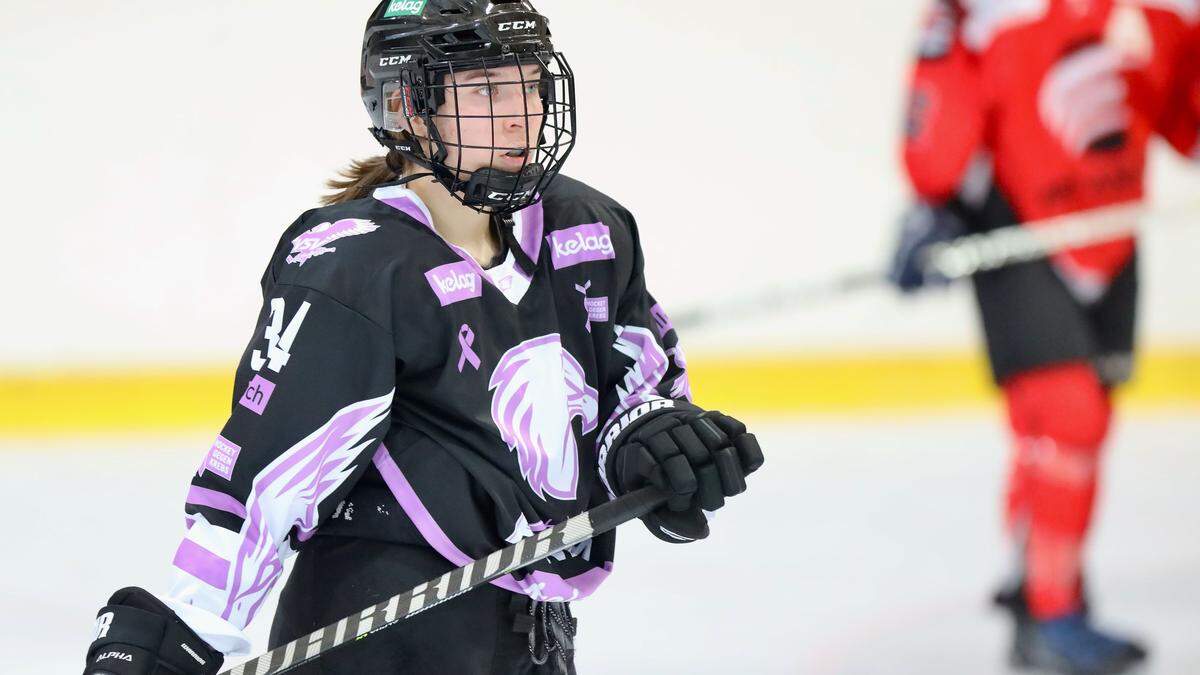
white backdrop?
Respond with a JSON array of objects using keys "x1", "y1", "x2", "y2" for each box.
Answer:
[{"x1": 2, "y1": 0, "x2": 1197, "y2": 367}]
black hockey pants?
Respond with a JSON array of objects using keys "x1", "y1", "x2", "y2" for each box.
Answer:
[{"x1": 269, "y1": 536, "x2": 577, "y2": 674}]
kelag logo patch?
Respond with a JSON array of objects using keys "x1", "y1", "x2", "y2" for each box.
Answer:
[
  {"x1": 546, "y1": 222, "x2": 616, "y2": 270},
  {"x1": 425, "y1": 261, "x2": 482, "y2": 306},
  {"x1": 384, "y1": 0, "x2": 427, "y2": 18}
]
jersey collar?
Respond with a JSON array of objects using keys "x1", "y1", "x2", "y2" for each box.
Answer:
[{"x1": 372, "y1": 185, "x2": 544, "y2": 306}]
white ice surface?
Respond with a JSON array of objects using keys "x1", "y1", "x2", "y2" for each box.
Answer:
[{"x1": 3, "y1": 413, "x2": 1197, "y2": 674}]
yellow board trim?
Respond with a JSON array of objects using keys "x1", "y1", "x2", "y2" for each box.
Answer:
[
  {"x1": 686, "y1": 348, "x2": 1200, "y2": 414},
  {"x1": 1, "y1": 348, "x2": 1196, "y2": 436}
]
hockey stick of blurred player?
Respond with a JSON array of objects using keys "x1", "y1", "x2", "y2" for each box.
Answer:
[
  {"x1": 219, "y1": 486, "x2": 668, "y2": 675},
  {"x1": 922, "y1": 195, "x2": 1200, "y2": 279},
  {"x1": 672, "y1": 196, "x2": 1200, "y2": 330},
  {"x1": 670, "y1": 269, "x2": 885, "y2": 331}
]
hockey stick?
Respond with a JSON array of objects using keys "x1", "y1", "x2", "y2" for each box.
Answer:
[
  {"x1": 672, "y1": 197, "x2": 1200, "y2": 330},
  {"x1": 924, "y1": 196, "x2": 1200, "y2": 279},
  {"x1": 221, "y1": 486, "x2": 668, "y2": 675},
  {"x1": 671, "y1": 270, "x2": 885, "y2": 331}
]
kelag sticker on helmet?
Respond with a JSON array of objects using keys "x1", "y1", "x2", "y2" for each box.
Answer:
[{"x1": 384, "y1": 0, "x2": 427, "y2": 18}]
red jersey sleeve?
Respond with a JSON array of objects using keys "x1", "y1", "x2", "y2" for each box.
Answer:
[
  {"x1": 1156, "y1": 21, "x2": 1200, "y2": 158},
  {"x1": 902, "y1": 0, "x2": 988, "y2": 202}
]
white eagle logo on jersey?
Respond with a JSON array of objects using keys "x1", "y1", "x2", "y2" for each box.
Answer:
[
  {"x1": 1039, "y1": 43, "x2": 1132, "y2": 156},
  {"x1": 286, "y1": 218, "x2": 380, "y2": 266},
  {"x1": 489, "y1": 335, "x2": 599, "y2": 501}
]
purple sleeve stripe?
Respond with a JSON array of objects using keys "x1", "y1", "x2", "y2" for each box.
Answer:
[
  {"x1": 173, "y1": 539, "x2": 230, "y2": 590},
  {"x1": 186, "y1": 486, "x2": 248, "y2": 520}
]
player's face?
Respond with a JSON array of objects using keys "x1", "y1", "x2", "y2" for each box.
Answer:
[{"x1": 433, "y1": 63, "x2": 546, "y2": 176}]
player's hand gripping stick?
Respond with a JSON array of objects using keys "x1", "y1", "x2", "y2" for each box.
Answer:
[{"x1": 602, "y1": 406, "x2": 764, "y2": 543}]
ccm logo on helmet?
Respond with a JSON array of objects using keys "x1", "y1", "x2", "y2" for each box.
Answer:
[
  {"x1": 498, "y1": 20, "x2": 537, "y2": 32},
  {"x1": 379, "y1": 55, "x2": 414, "y2": 67},
  {"x1": 488, "y1": 189, "x2": 534, "y2": 201}
]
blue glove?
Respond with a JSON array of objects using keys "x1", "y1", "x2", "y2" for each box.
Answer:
[{"x1": 888, "y1": 202, "x2": 966, "y2": 293}]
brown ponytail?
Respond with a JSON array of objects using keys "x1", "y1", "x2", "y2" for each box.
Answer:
[{"x1": 321, "y1": 151, "x2": 408, "y2": 206}]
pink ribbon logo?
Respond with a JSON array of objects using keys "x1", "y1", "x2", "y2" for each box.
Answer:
[{"x1": 458, "y1": 324, "x2": 481, "y2": 373}]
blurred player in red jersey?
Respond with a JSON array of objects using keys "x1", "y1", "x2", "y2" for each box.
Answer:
[{"x1": 889, "y1": 1, "x2": 1199, "y2": 673}]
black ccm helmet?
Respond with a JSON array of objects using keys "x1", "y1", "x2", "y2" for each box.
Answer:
[{"x1": 362, "y1": 0, "x2": 576, "y2": 215}]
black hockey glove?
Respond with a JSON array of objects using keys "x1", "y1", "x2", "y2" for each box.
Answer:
[
  {"x1": 604, "y1": 402, "x2": 764, "y2": 543},
  {"x1": 888, "y1": 201, "x2": 966, "y2": 293},
  {"x1": 83, "y1": 587, "x2": 223, "y2": 675}
]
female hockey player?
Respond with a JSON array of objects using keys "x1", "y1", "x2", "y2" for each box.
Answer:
[
  {"x1": 890, "y1": 2, "x2": 1198, "y2": 674},
  {"x1": 81, "y1": 2, "x2": 764, "y2": 673}
]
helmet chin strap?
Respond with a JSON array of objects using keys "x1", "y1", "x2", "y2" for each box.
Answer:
[
  {"x1": 392, "y1": 171, "x2": 436, "y2": 188},
  {"x1": 496, "y1": 212, "x2": 537, "y2": 276},
  {"x1": 373, "y1": 126, "x2": 543, "y2": 215}
]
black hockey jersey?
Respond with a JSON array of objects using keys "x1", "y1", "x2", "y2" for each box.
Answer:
[{"x1": 163, "y1": 175, "x2": 693, "y2": 654}]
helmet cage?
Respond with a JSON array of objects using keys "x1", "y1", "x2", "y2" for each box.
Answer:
[{"x1": 375, "y1": 48, "x2": 575, "y2": 215}]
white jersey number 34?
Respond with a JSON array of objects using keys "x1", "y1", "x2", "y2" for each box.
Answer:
[{"x1": 250, "y1": 298, "x2": 311, "y2": 374}]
